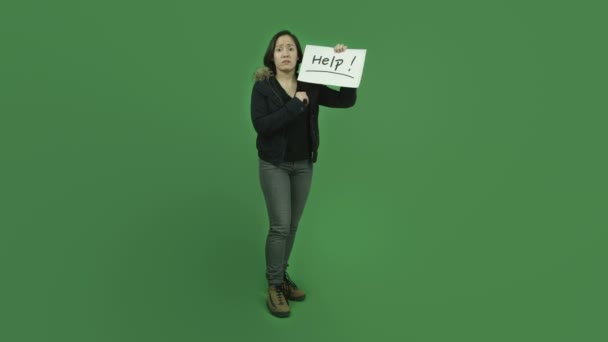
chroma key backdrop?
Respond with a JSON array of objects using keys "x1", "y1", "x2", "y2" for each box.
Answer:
[{"x1": 1, "y1": 1, "x2": 606, "y2": 341}]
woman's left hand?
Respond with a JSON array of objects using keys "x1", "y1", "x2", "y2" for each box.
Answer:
[{"x1": 334, "y1": 44, "x2": 348, "y2": 53}]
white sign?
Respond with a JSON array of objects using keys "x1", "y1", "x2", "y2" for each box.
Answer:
[{"x1": 297, "y1": 45, "x2": 367, "y2": 88}]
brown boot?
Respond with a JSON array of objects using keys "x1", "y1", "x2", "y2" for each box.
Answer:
[
  {"x1": 282, "y1": 272, "x2": 306, "y2": 301},
  {"x1": 267, "y1": 284, "x2": 290, "y2": 318}
]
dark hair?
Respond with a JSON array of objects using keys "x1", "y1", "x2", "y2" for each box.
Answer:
[{"x1": 263, "y1": 30, "x2": 303, "y2": 74}]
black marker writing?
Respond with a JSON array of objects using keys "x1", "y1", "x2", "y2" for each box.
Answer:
[
  {"x1": 305, "y1": 70, "x2": 354, "y2": 79},
  {"x1": 349, "y1": 56, "x2": 356, "y2": 71},
  {"x1": 312, "y1": 55, "x2": 344, "y2": 71}
]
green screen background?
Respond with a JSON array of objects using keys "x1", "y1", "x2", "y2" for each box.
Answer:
[{"x1": 1, "y1": 0, "x2": 606, "y2": 341}]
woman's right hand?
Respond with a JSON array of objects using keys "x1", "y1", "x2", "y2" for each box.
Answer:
[{"x1": 295, "y1": 91, "x2": 309, "y2": 105}]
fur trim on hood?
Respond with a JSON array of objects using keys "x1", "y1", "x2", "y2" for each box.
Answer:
[{"x1": 254, "y1": 66, "x2": 274, "y2": 81}]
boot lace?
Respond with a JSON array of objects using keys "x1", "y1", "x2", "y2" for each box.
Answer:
[
  {"x1": 284, "y1": 272, "x2": 299, "y2": 294},
  {"x1": 273, "y1": 285, "x2": 286, "y2": 305}
]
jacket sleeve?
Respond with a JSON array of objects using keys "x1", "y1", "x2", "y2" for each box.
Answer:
[
  {"x1": 318, "y1": 85, "x2": 357, "y2": 108},
  {"x1": 251, "y1": 81, "x2": 306, "y2": 135}
]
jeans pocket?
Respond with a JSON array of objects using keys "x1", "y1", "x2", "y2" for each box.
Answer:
[{"x1": 259, "y1": 158, "x2": 276, "y2": 171}]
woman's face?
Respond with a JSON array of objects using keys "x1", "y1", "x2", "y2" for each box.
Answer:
[{"x1": 273, "y1": 35, "x2": 298, "y2": 73}]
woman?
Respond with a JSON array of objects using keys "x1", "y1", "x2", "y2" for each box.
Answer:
[{"x1": 250, "y1": 30, "x2": 357, "y2": 318}]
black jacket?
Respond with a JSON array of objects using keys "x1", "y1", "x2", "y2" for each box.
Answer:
[{"x1": 250, "y1": 70, "x2": 357, "y2": 164}]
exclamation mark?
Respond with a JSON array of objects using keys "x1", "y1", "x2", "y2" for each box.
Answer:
[{"x1": 348, "y1": 56, "x2": 356, "y2": 71}]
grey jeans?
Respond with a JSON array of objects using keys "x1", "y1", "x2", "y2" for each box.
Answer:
[{"x1": 259, "y1": 158, "x2": 313, "y2": 286}]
